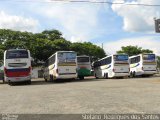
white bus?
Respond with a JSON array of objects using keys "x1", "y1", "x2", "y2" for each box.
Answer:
[
  {"x1": 129, "y1": 53, "x2": 157, "y2": 77},
  {"x1": 77, "y1": 55, "x2": 92, "y2": 80},
  {"x1": 43, "y1": 51, "x2": 77, "y2": 81},
  {"x1": 93, "y1": 54, "x2": 129, "y2": 79},
  {"x1": 4, "y1": 49, "x2": 32, "y2": 84}
]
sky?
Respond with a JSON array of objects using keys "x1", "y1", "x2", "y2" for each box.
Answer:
[{"x1": 0, "y1": 0, "x2": 160, "y2": 55}]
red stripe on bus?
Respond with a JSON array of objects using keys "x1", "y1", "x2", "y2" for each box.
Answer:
[{"x1": 6, "y1": 71, "x2": 30, "y2": 77}]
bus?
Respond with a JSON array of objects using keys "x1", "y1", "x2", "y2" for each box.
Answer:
[
  {"x1": 77, "y1": 55, "x2": 92, "y2": 79},
  {"x1": 129, "y1": 53, "x2": 157, "y2": 77},
  {"x1": 93, "y1": 54, "x2": 129, "y2": 79},
  {"x1": 43, "y1": 51, "x2": 77, "y2": 81},
  {"x1": 4, "y1": 49, "x2": 32, "y2": 84}
]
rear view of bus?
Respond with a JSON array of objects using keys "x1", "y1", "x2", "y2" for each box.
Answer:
[
  {"x1": 142, "y1": 54, "x2": 157, "y2": 76},
  {"x1": 77, "y1": 55, "x2": 91, "y2": 80},
  {"x1": 129, "y1": 54, "x2": 157, "y2": 77},
  {"x1": 56, "y1": 51, "x2": 77, "y2": 80},
  {"x1": 113, "y1": 54, "x2": 129, "y2": 78},
  {"x1": 4, "y1": 49, "x2": 31, "y2": 84}
]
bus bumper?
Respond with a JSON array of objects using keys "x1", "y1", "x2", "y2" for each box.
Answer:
[
  {"x1": 143, "y1": 71, "x2": 157, "y2": 75},
  {"x1": 4, "y1": 75, "x2": 31, "y2": 82},
  {"x1": 55, "y1": 74, "x2": 77, "y2": 79},
  {"x1": 113, "y1": 72, "x2": 129, "y2": 77},
  {"x1": 78, "y1": 69, "x2": 91, "y2": 77},
  {"x1": 135, "y1": 70, "x2": 157, "y2": 76}
]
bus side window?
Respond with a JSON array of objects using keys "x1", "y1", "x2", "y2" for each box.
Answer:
[{"x1": 137, "y1": 56, "x2": 140, "y2": 63}]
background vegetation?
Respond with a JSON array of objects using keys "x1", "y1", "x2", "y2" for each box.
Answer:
[
  {"x1": 0, "y1": 29, "x2": 159, "y2": 68},
  {"x1": 0, "y1": 29, "x2": 106, "y2": 65}
]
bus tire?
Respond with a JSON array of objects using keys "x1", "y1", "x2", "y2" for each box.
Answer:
[
  {"x1": 50, "y1": 75, "x2": 54, "y2": 82},
  {"x1": 133, "y1": 71, "x2": 136, "y2": 77},
  {"x1": 8, "y1": 81, "x2": 11, "y2": 85},
  {"x1": 105, "y1": 73, "x2": 108, "y2": 79},
  {"x1": 95, "y1": 74, "x2": 98, "y2": 79},
  {"x1": 2, "y1": 79, "x2": 5, "y2": 84},
  {"x1": 130, "y1": 72, "x2": 133, "y2": 78},
  {"x1": 79, "y1": 76, "x2": 84, "y2": 80},
  {"x1": 9, "y1": 81, "x2": 14, "y2": 86},
  {"x1": 27, "y1": 80, "x2": 31, "y2": 85},
  {"x1": 43, "y1": 75, "x2": 47, "y2": 82}
]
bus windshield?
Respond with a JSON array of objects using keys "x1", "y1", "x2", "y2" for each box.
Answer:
[
  {"x1": 77, "y1": 57, "x2": 90, "y2": 63},
  {"x1": 58, "y1": 52, "x2": 76, "y2": 63},
  {"x1": 114, "y1": 55, "x2": 128, "y2": 61},
  {"x1": 143, "y1": 54, "x2": 155, "y2": 61},
  {"x1": 6, "y1": 50, "x2": 29, "y2": 59}
]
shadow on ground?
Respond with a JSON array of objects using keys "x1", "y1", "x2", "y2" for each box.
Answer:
[{"x1": 5, "y1": 77, "x2": 106, "y2": 86}]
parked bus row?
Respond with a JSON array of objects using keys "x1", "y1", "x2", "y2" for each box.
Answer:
[
  {"x1": 43, "y1": 51, "x2": 92, "y2": 81},
  {"x1": 3, "y1": 49, "x2": 92, "y2": 84},
  {"x1": 93, "y1": 53, "x2": 157, "y2": 79},
  {"x1": 3, "y1": 49, "x2": 158, "y2": 85}
]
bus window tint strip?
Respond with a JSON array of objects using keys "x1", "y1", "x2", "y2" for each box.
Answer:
[
  {"x1": 143, "y1": 54, "x2": 155, "y2": 61},
  {"x1": 6, "y1": 68, "x2": 30, "y2": 72},
  {"x1": 58, "y1": 52, "x2": 76, "y2": 63},
  {"x1": 114, "y1": 55, "x2": 128, "y2": 61},
  {"x1": 130, "y1": 56, "x2": 140, "y2": 64},
  {"x1": 6, "y1": 50, "x2": 28, "y2": 59},
  {"x1": 77, "y1": 57, "x2": 89, "y2": 62},
  {"x1": 94, "y1": 57, "x2": 112, "y2": 68}
]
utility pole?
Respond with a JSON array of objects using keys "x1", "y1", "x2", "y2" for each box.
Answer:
[
  {"x1": 102, "y1": 43, "x2": 103, "y2": 49},
  {"x1": 154, "y1": 18, "x2": 160, "y2": 33}
]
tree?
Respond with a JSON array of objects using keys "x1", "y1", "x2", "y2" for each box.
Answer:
[
  {"x1": 141, "y1": 49, "x2": 153, "y2": 54},
  {"x1": 70, "y1": 42, "x2": 106, "y2": 61},
  {"x1": 41, "y1": 29, "x2": 62, "y2": 41},
  {"x1": 117, "y1": 45, "x2": 153, "y2": 56},
  {"x1": 0, "y1": 29, "x2": 106, "y2": 65},
  {"x1": 0, "y1": 44, "x2": 5, "y2": 60},
  {"x1": 31, "y1": 39, "x2": 56, "y2": 62},
  {"x1": 157, "y1": 56, "x2": 160, "y2": 69}
]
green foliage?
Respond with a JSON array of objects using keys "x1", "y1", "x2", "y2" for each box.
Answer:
[
  {"x1": 117, "y1": 45, "x2": 153, "y2": 56},
  {"x1": 42, "y1": 29, "x2": 62, "y2": 40},
  {"x1": 0, "y1": 29, "x2": 105, "y2": 65},
  {"x1": 157, "y1": 56, "x2": 160, "y2": 69},
  {"x1": 70, "y1": 42, "x2": 106, "y2": 61},
  {"x1": 0, "y1": 49, "x2": 4, "y2": 61}
]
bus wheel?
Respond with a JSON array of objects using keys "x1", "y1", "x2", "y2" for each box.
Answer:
[
  {"x1": 105, "y1": 73, "x2": 108, "y2": 79},
  {"x1": 94, "y1": 74, "x2": 98, "y2": 79},
  {"x1": 44, "y1": 77, "x2": 47, "y2": 82},
  {"x1": 9, "y1": 81, "x2": 14, "y2": 86},
  {"x1": 133, "y1": 71, "x2": 136, "y2": 77},
  {"x1": 130, "y1": 72, "x2": 133, "y2": 78},
  {"x1": 2, "y1": 79, "x2": 5, "y2": 84},
  {"x1": 8, "y1": 81, "x2": 11, "y2": 85},
  {"x1": 79, "y1": 76, "x2": 84, "y2": 80},
  {"x1": 50, "y1": 75, "x2": 54, "y2": 82},
  {"x1": 27, "y1": 80, "x2": 31, "y2": 85},
  {"x1": 44, "y1": 75, "x2": 47, "y2": 82}
]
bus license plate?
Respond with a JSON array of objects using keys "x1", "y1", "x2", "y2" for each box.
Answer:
[{"x1": 14, "y1": 59, "x2": 21, "y2": 62}]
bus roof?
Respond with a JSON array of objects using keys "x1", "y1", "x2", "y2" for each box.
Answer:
[
  {"x1": 6, "y1": 49, "x2": 28, "y2": 51},
  {"x1": 129, "y1": 53, "x2": 155, "y2": 59},
  {"x1": 47, "y1": 51, "x2": 76, "y2": 60},
  {"x1": 97, "y1": 54, "x2": 128, "y2": 62},
  {"x1": 77, "y1": 55, "x2": 89, "y2": 57}
]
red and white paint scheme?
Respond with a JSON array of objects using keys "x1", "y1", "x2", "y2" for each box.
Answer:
[{"x1": 4, "y1": 49, "x2": 32, "y2": 84}]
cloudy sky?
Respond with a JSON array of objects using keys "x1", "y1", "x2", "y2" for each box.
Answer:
[{"x1": 0, "y1": 0, "x2": 160, "y2": 55}]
